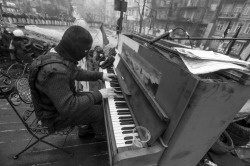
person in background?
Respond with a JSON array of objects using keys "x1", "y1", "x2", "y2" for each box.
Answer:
[
  {"x1": 29, "y1": 25, "x2": 117, "y2": 141},
  {"x1": 73, "y1": 18, "x2": 90, "y2": 31}
]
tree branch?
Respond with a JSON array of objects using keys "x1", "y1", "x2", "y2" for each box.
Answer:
[{"x1": 135, "y1": 0, "x2": 141, "y2": 16}]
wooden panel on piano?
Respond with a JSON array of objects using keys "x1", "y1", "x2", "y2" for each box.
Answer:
[
  {"x1": 159, "y1": 79, "x2": 250, "y2": 166},
  {"x1": 116, "y1": 61, "x2": 168, "y2": 145}
]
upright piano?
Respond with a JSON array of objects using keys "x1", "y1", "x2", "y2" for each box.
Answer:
[{"x1": 102, "y1": 34, "x2": 250, "y2": 166}]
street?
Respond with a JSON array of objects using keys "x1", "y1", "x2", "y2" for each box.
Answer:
[{"x1": 25, "y1": 25, "x2": 118, "y2": 49}]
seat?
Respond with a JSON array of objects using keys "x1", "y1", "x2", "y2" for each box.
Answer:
[{"x1": 0, "y1": 76, "x2": 75, "y2": 159}]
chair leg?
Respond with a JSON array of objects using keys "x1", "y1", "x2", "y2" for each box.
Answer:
[
  {"x1": 13, "y1": 139, "x2": 39, "y2": 159},
  {"x1": 25, "y1": 136, "x2": 34, "y2": 149},
  {"x1": 13, "y1": 134, "x2": 74, "y2": 159},
  {"x1": 13, "y1": 135, "x2": 49, "y2": 159}
]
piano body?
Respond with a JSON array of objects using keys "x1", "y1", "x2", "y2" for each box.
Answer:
[{"x1": 102, "y1": 34, "x2": 250, "y2": 166}]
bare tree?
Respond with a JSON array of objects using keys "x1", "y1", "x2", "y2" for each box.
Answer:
[
  {"x1": 135, "y1": 0, "x2": 147, "y2": 33},
  {"x1": 2, "y1": 0, "x2": 6, "y2": 5},
  {"x1": 72, "y1": 0, "x2": 105, "y2": 22}
]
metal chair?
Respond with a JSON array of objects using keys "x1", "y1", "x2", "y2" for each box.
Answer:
[{"x1": 0, "y1": 76, "x2": 75, "y2": 159}]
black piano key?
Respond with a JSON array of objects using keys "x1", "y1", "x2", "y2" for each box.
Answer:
[
  {"x1": 125, "y1": 140, "x2": 133, "y2": 144},
  {"x1": 116, "y1": 106, "x2": 128, "y2": 109},
  {"x1": 114, "y1": 98, "x2": 125, "y2": 100},
  {"x1": 115, "y1": 103, "x2": 128, "y2": 106},
  {"x1": 110, "y1": 82, "x2": 119, "y2": 84},
  {"x1": 122, "y1": 130, "x2": 133, "y2": 134},
  {"x1": 119, "y1": 119, "x2": 133, "y2": 122},
  {"x1": 120, "y1": 121, "x2": 134, "y2": 125},
  {"x1": 111, "y1": 85, "x2": 120, "y2": 88},
  {"x1": 121, "y1": 127, "x2": 135, "y2": 130},
  {"x1": 111, "y1": 83, "x2": 119, "y2": 85},
  {"x1": 119, "y1": 116, "x2": 132, "y2": 119},
  {"x1": 115, "y1": 103, "x2": 127, "y2": 105},
  {"x1": 115, "y1": 104, "x2": 128, "y2": 108},
  {"x1": 124, "y1": 136, "x2": 133, "y2": 140},
  {"x1": 117, "y1": 110, "x2": 129, "y2": 113},
  {"x1": 118, "y1": 112, "x2": 130, "y2": 115},
  {"x1": 116, "y1": 107, "x2": 129, "y2": 109}
]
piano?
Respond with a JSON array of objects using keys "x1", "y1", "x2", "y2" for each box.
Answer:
[{"x1": 102, "y1": 34, "x2": 250, "y2": 166}]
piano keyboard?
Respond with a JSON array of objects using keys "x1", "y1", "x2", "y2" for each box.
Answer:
[{"x1": 103, "y1": 67, "x2": 137, "y2": 148}]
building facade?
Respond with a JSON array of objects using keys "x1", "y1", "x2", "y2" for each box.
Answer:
[
  {"x1": 105, "y1": 0, "x2": 119, "y2": 28},
  {"x1": 3, "y1": 0, "x2": 72, "y2": 17},
  {"x1": 208, "y1": 0, "x2": 250, "y2": 59},
  {"x1": 124, "y1": 0, "x2": 153, "y2": 33},
  {"x1": 151, "y1": 0, "x2": 221, "y2": 46}
]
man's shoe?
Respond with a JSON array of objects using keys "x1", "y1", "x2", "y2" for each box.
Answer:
[{"x1": 78, "y1": 125, "x2": 94, "y2": 138}]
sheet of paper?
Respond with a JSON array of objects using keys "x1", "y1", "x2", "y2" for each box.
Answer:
[
  {"x1": 173, "y1": 47, "x2": 250, "y2": 68},
  {"x1": 180, "y1": 56, "x2": 249, "y2": 75}
]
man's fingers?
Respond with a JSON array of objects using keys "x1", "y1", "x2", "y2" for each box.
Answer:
[
  {"x1": 108, "y1": 73, "x2": 116, "y2": 78},
  {"x1": 109, "y1": 92, "x2": 116, "y2": 96}
]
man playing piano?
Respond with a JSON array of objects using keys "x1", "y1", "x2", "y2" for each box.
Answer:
[{"x1": 29, "y1": 26, "x2": 116, "y2": 141}]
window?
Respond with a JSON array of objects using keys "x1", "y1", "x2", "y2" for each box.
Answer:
[
  {"x1": 145, "y1": 8, "x2": 149, "y2": 16},
  {"x1": 234, "y1": 6, "x2": 242, "y2": 13},
  {"x1": 217, "y1": 22, "x2": 224, "y2": 31},
  {"x1": 242, "y1": 6, "x2": 250, "y2": 15},
  {"x1": 245, "y1": 23, "x2": 250, "y2": 34},
  {"x1": 228, "y1": 22, "x2": 234, "y2": 32},
  {"x1": 231, "y1": 42, "x2": 244, "y2": 55},
  {"x1": 223, "y1": 5, "x2": 230, "y2": 13},
  {"x1": 235, "y1": 22, "x2": 243, "y2": 32}
]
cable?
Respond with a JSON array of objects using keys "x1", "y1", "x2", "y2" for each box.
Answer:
[
  {"x1": 172, "y1": 27, "x2": 193, "y2": 49},
  {"x1": 149, "y1": 29, "x2": 173, "y2": 44},
  {"x1": 148, "y1": 27, "x2": 193, "y2": 48}
]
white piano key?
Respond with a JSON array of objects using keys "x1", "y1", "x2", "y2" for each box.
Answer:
[
  {"x1": 114, "y1": 133, "x2": 138, "y2": 137},
  {"x1": 112, "y1": 124, "x2": 135, "y2": 128},
  {"x1": 104, "y1": 67, "x2": 139, "y2": 148}
]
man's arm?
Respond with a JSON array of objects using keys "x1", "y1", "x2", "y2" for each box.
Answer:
[
  {"x1": 44, "y1": 71, "x2": 103, "y2": 119},
  {"x1": 75, "y1": 68, "x2": 103, "y2": 81}
]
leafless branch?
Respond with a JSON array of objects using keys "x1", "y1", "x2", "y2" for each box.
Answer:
[{"x1": 135, "y1": 0, "x2": 141, "y2": 16}]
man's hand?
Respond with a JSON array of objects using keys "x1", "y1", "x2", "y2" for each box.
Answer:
[
  {"x1": 103, "y1": 73, "x2": 116, "y2": 81},
  {"x1": 99, "y1": 88, "x2": 117, "y2": 98}
]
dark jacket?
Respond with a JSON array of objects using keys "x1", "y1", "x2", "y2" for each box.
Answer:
[{"x1": 31, "y1": 26, "x2": 103, "y2": 128}]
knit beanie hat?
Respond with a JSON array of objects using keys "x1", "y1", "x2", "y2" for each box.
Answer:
[{"x1": 55, "y1": 26, "x2": 93, "y2": 63}]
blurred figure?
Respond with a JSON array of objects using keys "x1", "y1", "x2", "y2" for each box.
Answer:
[{"x1": 73, "y1": 18, "x2": 90, "y2": 31}]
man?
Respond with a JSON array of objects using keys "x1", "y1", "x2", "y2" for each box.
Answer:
[{"x1": 29, "y1": 26, "x2": 116, "y2": 141}]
